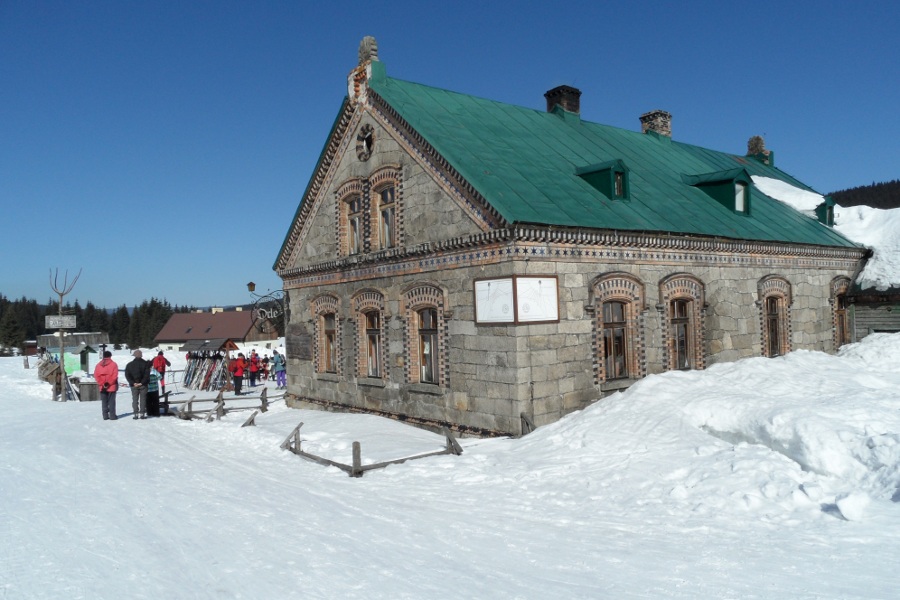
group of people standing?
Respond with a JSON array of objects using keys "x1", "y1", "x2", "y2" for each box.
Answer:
[
  {"x1": 92, "y1": 350, "x2": 170, "y2": 421},
  {"x1": 229, "y1": 349, "x2": 286, "y2": 394},
  {"x1": 92, "y1": 347, "x2": 287, "y2": 419}
]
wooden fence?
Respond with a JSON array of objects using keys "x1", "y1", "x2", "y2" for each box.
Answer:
[{"x1": 279, "y1": 421, "x2": 463, "y2": 477}]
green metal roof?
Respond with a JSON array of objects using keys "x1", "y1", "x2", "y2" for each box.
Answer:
[{"x1": 368, "y1": 63, "x2": 857, "y2": 248}]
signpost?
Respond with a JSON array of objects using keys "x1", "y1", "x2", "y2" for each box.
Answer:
[{"x1": 45, "y1": 315, "x2": 77, "y2": 329}]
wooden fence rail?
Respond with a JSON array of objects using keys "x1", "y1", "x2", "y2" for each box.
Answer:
[
  {"x1": 175, "y1": 388, "x2": 277, "y2": 421},
  {"x1": 279, "y1": 422, "x2": 463, "y2": 477}
]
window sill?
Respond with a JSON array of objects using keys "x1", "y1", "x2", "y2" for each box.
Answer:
[
  {"x1": 600, "y1": 378, "x2": 637, "y2": 393},
  {"x1": 316, "y1": 373, "x2": 340, "y2": 383},
  {"x1": 358, "y1": 377, "x2": 386, "y2": 388},
  {"x1": 406, "y1": 382, "x2": 444, "y2": 396}
]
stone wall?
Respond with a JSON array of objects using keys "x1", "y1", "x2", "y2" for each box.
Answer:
[{"x1": 284, "y1": 244, "x2": 856, "y2": 436}]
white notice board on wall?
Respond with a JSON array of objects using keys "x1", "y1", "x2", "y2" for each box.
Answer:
[
  {"x1": 515, "y1": 277, "x2": 558, "y2": 322},
  {"x1": 474, "y1": 278, "x2": 515, "y2": 323},
  {"x1": 474, "y1": 276, "x2": 558, "y2": 324}
]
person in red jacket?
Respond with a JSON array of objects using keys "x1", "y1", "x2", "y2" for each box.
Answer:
[
  {"x1": 248, "y1": 350, "x2": 260, "y2": 388},
  {"x1": 152, "y1": 351, "x2": 171, "y2": 393},
  {"x1": 230, "y1": 353, "x2": 247, "y2": 395},
  {"x1": 93, "y1": 351, "x2": 120, "y2": 421}
]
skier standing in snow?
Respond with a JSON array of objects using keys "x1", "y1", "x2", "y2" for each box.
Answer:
[
  {"x1": 230, "y1": 353, "x2": 247, "y2": 395},
  {"x1": 125, "y1": 350, "x2": 151, "y2": 419},
  {"x1": 152, "y1": 351, "x2": 171, "y2": 393},
  {"x1": 272, "y1": 349, "x2": 286, "y2": 390},
  {"x1": 93, "y1": 351, "x2": 120, "y2": 420}
]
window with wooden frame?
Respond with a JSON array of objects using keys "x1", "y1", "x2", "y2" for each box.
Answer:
[
  {"x1": 377, "y1": 185, "x2": 396, "y2": 250},
  {"x1": 831, "y1": 276, "x2": 852, "y2": 350},
  {"x1": 602, "y1": 301, "x2": 629, "y2": 380},
  {"x1": 592, "y1": 273, "x2": 646, "y2": 384},
  {"x1": 323, "y1": 313, "x2": 337, "y2": 373},
  {"x1": 364, "y1": 311, "x2": 382, "y2": 378},
  {"x1": 403, "y1": 284, "x2": 446, "y2": 387},
  {"x1": 346, "y1": 195, "x2": 362, "y2": 255},
  {"x1": 311, "y1": 294, "x2": 341, "y2": 375},
  {"x1": 658, "y1": 273, "x2": 706, "y2": 372},
  {"x1": 758, "y1": 276, "x2": 792, "y2": 358},
  {"x1": 417, "y1": 308, "x2": 439, "y2": 384}
]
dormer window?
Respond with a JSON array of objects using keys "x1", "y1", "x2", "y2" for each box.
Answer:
[
  {"x1": 683, "y1": 168, "x2": 752, "y2": 216},
  {"x1": 576, "y1": 159, "x2": 630, "y2": 201},
  {"x1": 735, "y1": 182, "x2": 747, "y2": 212}
]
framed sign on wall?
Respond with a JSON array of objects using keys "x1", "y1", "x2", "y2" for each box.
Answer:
[{"x1": 474, "y1": 276, "x2": 559, "y2": 324}]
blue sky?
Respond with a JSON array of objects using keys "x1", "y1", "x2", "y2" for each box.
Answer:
[{"x1": 2, "y1": 1, "x2": 897, "y2": 309}]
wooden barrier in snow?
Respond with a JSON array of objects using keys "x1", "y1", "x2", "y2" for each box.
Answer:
[
  {"x1": 279, "y1": 422, "x2": 463, "y2": 478},
  {"x1": 174, "y1": 388, "x2": 277, "y2": 421}
]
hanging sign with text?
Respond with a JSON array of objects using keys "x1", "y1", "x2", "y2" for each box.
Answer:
[{"x1": 45, "y1": 315, "x2": 77, "y2": 329}]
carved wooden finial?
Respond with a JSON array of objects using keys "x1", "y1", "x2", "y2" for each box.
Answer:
[{"x1": 358, "y1": 36, "x2": 378, "y2": 65}]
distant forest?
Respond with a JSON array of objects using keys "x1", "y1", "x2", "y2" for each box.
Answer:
[
  {"x1": 830, "y1": 179, "x2": 900, "y2": 209},
  {"x1": 0, "y1": 296, "x2": 195, "y2": 355}
]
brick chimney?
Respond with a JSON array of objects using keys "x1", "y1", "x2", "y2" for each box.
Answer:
[
  {"x1": 640, "y1": 110, "x2": 672, "y2": 137},
  {"x1": 545, "y1": 85, "x2": 581, "y2": 114}
]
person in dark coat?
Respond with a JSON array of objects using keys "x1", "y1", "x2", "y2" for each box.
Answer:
[{"x1": 125, "y1": 350, "x2": 151, "y2": 419}]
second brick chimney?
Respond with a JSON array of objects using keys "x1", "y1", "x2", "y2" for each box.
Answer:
[{"x1": 640, "y1": 109, "x2": 672, "y2": 137}]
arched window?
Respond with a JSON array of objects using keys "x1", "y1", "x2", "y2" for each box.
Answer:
[
  {"x1": 417, "y1": 308, "x2": 439, "y2": 384},
  {"x1": 365, "y1": 311, "x2": 382, "y2": 377},
  {"x1": 311, "y1": 295, "x2": 341, "y2": 375},
  {"x1": 403, "y1": 284, "x2": 446, "y2": 386},
  {"x1": 592, "y1": 273, "x2": 646, "y2": 384},
  {"x1": 602, "y1": 301, "x2": 628, "y2": 380},
  {"x1": 658, "y1": 274, "x2": 706, "y2": 371},
  {"x1": 758, "y1": 276, "x2": 792, "y2": 358},
  {"x1": 352, "y1": 289, "x2": 387, "y2": 379},
  {"x1": 831, "y1": 276, "x2": 852, "y2": 350},
  {"x1": 377, "y1": 185, "x2": 396, "y2": 250},
  {"x1": 346, "y1": 195, "x2": 362, "y2": 255}
]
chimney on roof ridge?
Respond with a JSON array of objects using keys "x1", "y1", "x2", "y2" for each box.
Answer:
[
  {"x1": 640, "y1": 109, "x2": 672, "y2": 137},
  {"x1": 545, "y1": 85, "x2": 581, "y2": 114},
  {"x1": 747, "y1": 135, "x2": 773, "y2": 166}
]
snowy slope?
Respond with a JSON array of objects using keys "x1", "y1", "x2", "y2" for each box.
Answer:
[{"x1": 3, "y1": 335, "x2": 900, "y2": 599}]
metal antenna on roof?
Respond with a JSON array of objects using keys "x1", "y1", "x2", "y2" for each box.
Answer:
[{"x1": 49, "y1": 268, "x2": 81, "y2": 401}]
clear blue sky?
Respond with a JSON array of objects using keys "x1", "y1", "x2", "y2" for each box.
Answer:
[{"x1": 2, "y1": 1, "x2": 897, "y2": 309}]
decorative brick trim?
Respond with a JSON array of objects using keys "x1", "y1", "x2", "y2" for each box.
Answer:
[
  {"x1": 402, "y1": 283, "x2": 448, "y2": 386},
  {"x1": 591, "y1": 272, "x2": 646, "y2": 383},
  {"x1": 757, "y1": 275, "x2": 792, "y2": 357},
  {"x1": 310, "y1": 294, "x2": 342, "y2": 374},
  {"x1": 352, "y1": 289, "x2": 387, "y2": 379},
  {"x1": 658, "y1": 273, "x2": 706, "y2": 371}
]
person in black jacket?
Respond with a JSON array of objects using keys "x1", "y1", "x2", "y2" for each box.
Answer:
[{"x1": 125, "y1": 350, "x2": 151, "y2": 420}]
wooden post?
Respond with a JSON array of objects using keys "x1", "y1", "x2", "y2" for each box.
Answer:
[
  {"x1": 214, "y1": 391, "x2": 225, "y2": 420},
  {"x1": 351, "y1": 442, "x2": 363, "y2": 477},
  {"x1": 442, "y1": 427, "x2": 463, "y2": 455},
  {"x1": 241, "y1": 409, "x2": 259, "y2": 428},
  {"x1": 259, "y1": 387, "x2": 268, "y2": 412}
]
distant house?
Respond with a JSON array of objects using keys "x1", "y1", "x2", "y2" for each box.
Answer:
[
  {"x1": 846, "y1": 283, "x2": 900, "y2": 341},
  {"x1": 273, "y1": 38, "x2": 866, "y2": 436},
  {"x1": 153, "y1": 310, "x2": 277, "y2": 352}
]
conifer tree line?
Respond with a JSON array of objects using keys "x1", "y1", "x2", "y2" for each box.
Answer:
[
  {"x1": 0, "y1": 295, "x2": 194, "y2": 353},
  {"x1": 830, "y1": 179, "x2": 900, "y2": 209}
]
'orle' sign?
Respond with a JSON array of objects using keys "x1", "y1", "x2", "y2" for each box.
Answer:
[{"x1": 45, "y1": 315, "x2": 76, "y2": 329}]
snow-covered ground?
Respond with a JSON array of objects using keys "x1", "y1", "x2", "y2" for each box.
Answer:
[{"x1": 3, "y1": 334, "x2": 900, "y2": 599}]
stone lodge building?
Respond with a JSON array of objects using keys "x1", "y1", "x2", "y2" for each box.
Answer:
[{"x1": 273, "y1": 38, "x2": 866, "y2": 436}]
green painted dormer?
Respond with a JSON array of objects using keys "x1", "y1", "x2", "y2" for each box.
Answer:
[
  {"x1": 576, "y1": 160, "x2": 631, "y2": 201},
  {"x1": 683, "y1": 168, "x2": 753, "y2": 216}
]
